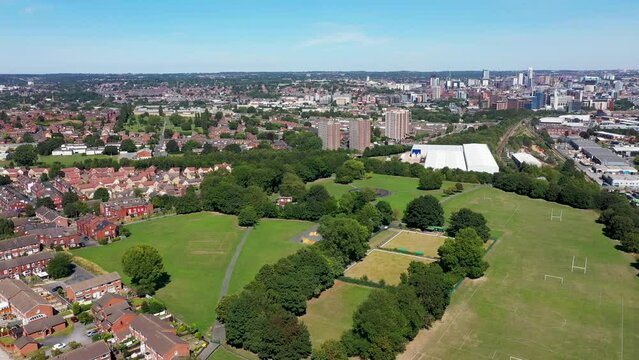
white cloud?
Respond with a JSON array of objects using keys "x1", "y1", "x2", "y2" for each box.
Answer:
[
  {"x1": 300, "y1": 24, "x2": 390, "y2": 47},
  {"x1": 23, "y1": 6, "x2": 34, "y2": 14}
]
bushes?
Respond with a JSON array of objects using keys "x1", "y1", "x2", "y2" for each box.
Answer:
[
  {"x1": 418, "y1": 171, "x2": 443, "y2": 190},
  {"x1": 438, "y1": 228, "x2": 489, "y2": 279},
  {"x1": 402, "y1": 195, "x2": 444, "y2": 230},
  {"x1": 448, "y1": 208, "x2": 491, "y2": 241}
]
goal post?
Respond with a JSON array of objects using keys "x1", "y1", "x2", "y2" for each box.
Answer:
[
  {"x1": 571, "y1": 256, "x2": 587, "y2": 274},
  {"x1": 550, "y1": 209, "x2": 563, "y2": 222},
  {"x1": 544, "y1": 274, "x2": 564, "y2": 284}
]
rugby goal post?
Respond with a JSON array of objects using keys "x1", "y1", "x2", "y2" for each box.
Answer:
[
  {"x1": 550, "y1": 209, "x2": 563, "y2": 222},
  {"x1": 544, "y1": 274, "x2": 564, "y2": 285},
  {"x1": 571, "y1": 256, "x2": 587, "y2": 274}
]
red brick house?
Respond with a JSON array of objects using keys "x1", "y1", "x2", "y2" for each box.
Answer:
[
  {"x1": 0, "y1": 235, "x2": 41, "y2": 260},
  {"x1": 0, "y1": 251, "x2": 55, "y2": 279},
  {"x1": 35, "y1": 207, "x2": 70, "y2": 227},
  {"x1": 0, "y1": 279, "x2": 54, "y2": 324},
  {"x1": 29, "y1": 227, "x2": 81, "y2": 249},
  {"x1": 77, "y1": 214, "x2": 118, "y2": 241},
  {"x1": 22, "y1": 314, "x2": 67, "y2": 339},
  {"x1": 13, "y1": 336, "x2": 39, "y2": 356},
  {"x1": 100, "y1": 197, "x2": 153, "y2": 221},
  {"x1": 91, "y1": 294, "x2": 137, "y2": 341},
  {"x1": 0, "y1": 186, "x2": 30, "y2": 212},
  {"x1": 66, "y1": 272, "x2": 122, "y2": 303},
  {"x1": 51, "y1": 340, "x2": 112, "y2": 360},
  {"x1": 129, "y1": 314, "x2": 189, "y2": 360}
]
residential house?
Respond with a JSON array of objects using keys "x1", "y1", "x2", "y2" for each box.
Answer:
[
  {"x1": 99, "y1": 198, "x2": 153, "y2": 221},
  {"x1": 29, "y1": 227, "x2": 81, "y2": 249},
  {"x1": 51, "y1": 340, "x2": 112, "y2": 360},
  {"x1": 22, "y1": 314, "x2": 67, "y2": 339},
  {"x1": 129, "y1": 314, "x2": 189, "y2": 360},
  {"x1": 66, "y1": 272, "x2": 122, "y2": 303},
  {"x1": 0, "y1": 235, "x2": 40, "y2": 260},
  {"x1": 35, "y1": 207, "x2": 69, "y2": 227},
  {"x1": 0, "y1": 279, "x2": 54, "y2": 324},
  {"x1": 76, "y1": 214, "x2": 118, "y2": 241},
  {"x1": 13, "y1": 336, "x2": 39, "y2": 356},
  {"x1": 91, "y1": 294, "x2": 137, "y2": 341},
  {"x1": 0, "y1": 251, "x2": 55, "y2": 279},
  {"x1": 0, "y1": 186, "x2": 30, "y2": 212}
]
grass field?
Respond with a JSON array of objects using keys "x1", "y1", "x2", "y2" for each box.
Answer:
[
  {"x1": 73, "y1": 213, "x2": 246, "y2": 332},
  {"x1": 345, "y1": 249, "x2": 434, "y2": 285},
  {"x1": 37, "y1": 154, "x2": 114, "y2": 166},
  {"x1": 308, "y1": 174, "x2": 479, "y2": 213},
  {"x1": 300, "y1": 280, "x2": 374, "y2": 347},
  {"x1": 226, "y1": 219, "x2": 314, "y2": 294},
  {"x1": 380, "y1": 230, "x2": 447, "y2": 257},
  {"x1": 369, "y1": 228, "x2": 400, "y2": 248},
  {"x1": 210, "y1": 347, "x2": 255, "y2": 360},
  {"x1": 400, "y1": 187, "x2": 639, "y2": 360}
]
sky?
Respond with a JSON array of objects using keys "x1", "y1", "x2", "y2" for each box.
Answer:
[{"x1": 0, "y1": 0, "x2": 638, "y2": 73}]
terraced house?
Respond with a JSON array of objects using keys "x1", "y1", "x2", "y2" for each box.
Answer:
[
  {"x1": 0, "y1": 235, "x2": 40, "y2": 260},
  {"x1": 0, "y1": 278, "x2": 54, "y2": 324},
  {"x1": 66, "y1": 272, "x2": 122, "y2": 302}
]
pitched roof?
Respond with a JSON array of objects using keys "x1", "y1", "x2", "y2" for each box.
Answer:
[
  {"x1": 0, "y1": 278, "x2": 49, "y2": 315},
  {"x1": 0, "y1": 234, "x2": 39, "y2": 252},
  {"x1": 51, "y1": 340, "x2": 111, "y2": 360},
  {"x1": 14, "y1": 335, "x2": 37, "y2": 349},
  {"x1": 23, "y1": 314, "x2": 65, "y2": 334},
  {"x1": 0, "y1": 251, "x2": 55, "y2": 272},
  {"x1": 35, "y1": 206, "x2": 64, "y2": 223},
  {"x1": 68, "y1": 272, "x2": 121, "y2": 294},
  {"x1": 130, "y1": 314, "x2": 187, "y2": 357}
]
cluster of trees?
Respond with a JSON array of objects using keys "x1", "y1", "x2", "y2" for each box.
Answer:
[
  {"x1": 335, "y1": 160, "x2": 366, "y2": 184},
  {"x1": 362, "y1": 144, "x2": 411, "y2": 157},
  {"x1": 217, "y1": 215, "x2": 371, "y2": 359},
  {"x1": 61, "y1": 191, "x2": 97, "y2": 218},
  {"x1": 411, "y1": 107, "x2": 460, "y2": 123},
  {"x1": 121, "y1": 245, "x2": 167, "y2": 296},
  {"x1": 493, "y1": 160, "x2": 600, "y2": 209},
  {"x1": 597, "y1": 191, "x2": 639, "y2": 253},
  {"x1": 403, "y1": 195, "x2": 444, "y2": 230},
  {"x1": 0, "y1": 218, "x2": 14, "y2": 239},
  {"x1": 47, "y1": 253, "x2": 73, "y2": 279},
  {"x1": 361, "y1": 157, "x2": 493, "y2": 185}
]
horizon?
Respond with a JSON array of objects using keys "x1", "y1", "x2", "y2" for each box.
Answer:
[{"x1": 1, "y1": 0, "x2": 638, "y2": 73}]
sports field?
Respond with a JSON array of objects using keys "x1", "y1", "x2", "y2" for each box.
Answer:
[
  {"x1": 400, "y1": 187, "x2": 639, "y2": 360},
  {"x1": 369, "y1": 228, "x2": 400, "y2": 247},
  {"x1": 300, "y1": 280, "x2": 374, "y2": 347},
  {"x1": 37, "y1": 154, "x2": 113, "y2": 166},
  {"x1": 308, "y1": 174, "x2": 479, "y2": 213},
  {"x1": 345, "y1": 249, "x2": 434, "y2": 285},
  {"x1": 73, "y1": 213, "x2": 246, "y2": 332},
  {"x1": 226, "y1": 219, "x2": 314, "y2": 294},
  {"x1": 380, "y1": 230, "x2": 447, "y2": 257}
]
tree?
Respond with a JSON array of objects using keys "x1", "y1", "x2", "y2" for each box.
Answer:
[
  {"x1": 0, "y1": 218, "x2": 14, "y2": 238},
  {"x1": 24, "y1": 204, "x2": 35, "y2": 217},
  {"x1": 418, "y1": 171, "x2": 443, "y2": 190},
  {"x1": 47, "y1": 253, "x2": 73, "y2": 279},
  {"x1": 36, "y1": 197, "x2": 56, "y2": 210},
  {"x1": 0, "y1": 175, "x2": 10, "y2": 185},
  {"x1": 122, "y1": 245, "x2": 166, "y2": 295},
  {"x1": 158, "y1": 105, "x2": 165, "y2": 116},
  {"x1": 175, "y1": 187, "x2": 201, "y2": 214},
  {"x1": 163, "y1": 128, "x2": 174, "y2": 139},
  {"x1": 335, "y1": 160, "x2": 366, "y2": 184},
  {"x1": 318, "y1": 216, "x2": 370, "y2": 265},
  {"x1": 402, "y1": 195, "x2": 444, "y2": 230},
  {"x1": 312, "y1": 340, "x2": 348, "y2": 360},
  {"x1": 166, "y1": 140, "x2": 180, "y2": 153},
  {"x1": 402, "y1": 262, "x2": 455, "y2": 323},
  {"x1": 62, "y1": 192, "x2": 79, "y2": 207},
  {"x1": 279, "y1": 173, "x2": 307, "y2": 200},
  {"x1": 224, "y1": 143, "x2": 242, "y2": 153},
  {"x1": 355, "y1": 203, "x2": 383, "y2": 232},
  {"x1": 438, "y1": 228, "x2": 488, "y2": 279},
  {"x1": 120, "y1": 139, "x2": 137, "y2": 152},
  {"x1": 238, "y1": 205, "x2": 259, "y2": 226},
  {"x1": 103, "y1": 145, "x2": 119, "y2": 155},
  {"x1": 13, "y1": 144, "x2": 38, "y2": 166},
  {"x1": 77, "y1": 311, "x2": 94, "y2": 325},
  {"x1": 22, "y1": 133, "x2": 34, "y2": 143},
  {"x1": 447, "y1": 208, "x2": 491, "y2": 241},
  {"x1": 93, "y1": 188, "x2": 110, "y2": 202},
  {"x1": 181, "y1": 140, "x2": 202, "y2": 153},
  {"x1": 620, "y1": 232, "x2": 639, "y2": 253},
  {"x1": 376, "y1": 201, "x2": 393, "y2": 225}
]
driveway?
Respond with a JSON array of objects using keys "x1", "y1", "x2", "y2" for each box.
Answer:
[{"x1": 40, "y1": 321, "x2": 93, "y2": 348}]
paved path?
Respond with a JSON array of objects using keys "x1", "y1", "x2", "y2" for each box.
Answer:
[{"x1": 210, "y1": 227, "x2": 253, "y2": 346}]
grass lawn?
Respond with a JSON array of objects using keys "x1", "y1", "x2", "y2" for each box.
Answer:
[
  {"x1": 210, "y1": 347, "x2": 250, "y2": 360},
  {"x1": 400, "y1": 187, "x2": 639, "y2": 360},
  {"x1": 73, "y1": 213, "x2": 246, "y2": 332},
  {"x1": 345, "y1": 249, "x2": 434, "y2": 285},
  {"x1": 308, "y1": 174, "x2": 480, "y2": 213},
  {"x1": 38, "y1": 154, "x2": 114, "y2": 166},
  {"x1": 369, "y1": 228, "x2": 400, "y2": 248},
  {"x1": 226, "y1": 219, "x2": 314, "y2": 295},
  {"x1": 300, "y1": 280, "x2": 374, "y2": 348},
  {"x1": 380, "y1": 230, "x2": 447, "y2": 257}
]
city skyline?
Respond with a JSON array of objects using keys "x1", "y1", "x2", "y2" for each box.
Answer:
[{"x1": 1, "y1": 0, "x2": 638, "y2": 73}]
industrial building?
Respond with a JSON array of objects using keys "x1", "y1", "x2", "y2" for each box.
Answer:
[
  {"x1": 511, "y1": 152, "x2": 542, "y2": 167},
  {"x1": 408, "y1": 143, "x2": 499, "y2": 174},
  {"x1": 568, "y1": 138, "x2": 628, "y2": 167}
]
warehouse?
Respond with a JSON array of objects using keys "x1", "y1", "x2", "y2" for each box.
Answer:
[
  {"x1": 409, "y1": 143, "x2": 499, "y2": 174},
  {"x1": 512, "y1": 152, "x2": 542, "y2": 167}
]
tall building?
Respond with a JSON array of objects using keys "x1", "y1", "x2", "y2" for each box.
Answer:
[
  {"x1": 532, "y1": 90, "x2": 545, "y2": 110},
  {"x1": 431, "y1": 86, "x2": 442, "y2": 100},
  {"x1": 482, "y1": 69, "x2": 490, "y2": 80},
  {"x1": 349, "y1": 119, "x2": 371, "y2": 152},
  {"x1": 527, "y1": 67, "x2": 534, "y2": 89},
  {"x1": 385, "y1": 109, "x2": 411, "y2": 141},
  {"x1": 318, "y1": 120, "x2": 340, "y2": 150}
]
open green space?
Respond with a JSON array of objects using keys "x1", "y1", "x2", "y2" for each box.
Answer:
[
  {"x1": 210, "y1": 347, "x2": 248, "y2": 360},
  {"x1": 345, "y1": 250, "x2": 434, "y2": 285},
  {"x1": 380, "y1": 230, "x2": 447, "y2": 257},
  {"x1": 369, "y1": 228, "x2": 400, "y2": 248},
  {"x1": 38, "y1": 154, "x2": 113, "y2": 166},
  {"x1": 308, "y1": 174, "x2": 479, "y2": 213},
  {"x1": 300, "y1": 280, "x2": 374, "y2": 348},
  {"x1": 227, "y1": 219, "x2": 314, "y2": 294},
  {"x1": 73, "y1": 213, "x2": 246, "y2": 332},
  {"x1": 401, "y1": 187, "x2": 639, "y2": 360}
]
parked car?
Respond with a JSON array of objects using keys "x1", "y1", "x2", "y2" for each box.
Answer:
[
  {"x1": 52, "y1": 343, "x2": 66, "y2": 350},
  {"x1": 86, "y1": 329, "x2": 98, "y2": 337}
]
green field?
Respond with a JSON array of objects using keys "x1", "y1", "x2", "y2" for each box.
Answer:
[
  {"x1": 73, "y1": 213, "x2": 246, "y2": 331},
  {"x1": 380, "y1": 230, "x2": 447, "y2": 257},
  {"x1": 345, "y1": 250, "x2": 434, "y2": 285},
  {"x1": 400, "y1": 187, "x2": 639, "y2": 360},
  {"x1": 300, "y1": 280, "x2": 374, "y2": 347},
  {"x1": 226, "y1": 219, "x2": 314, "y2": 294},
  {"x1": 308, "y1": 174, "x2": 479, "y2": 213},
  {"x1": 38, "y1": 154, "x2": 114, "y2": 166}
]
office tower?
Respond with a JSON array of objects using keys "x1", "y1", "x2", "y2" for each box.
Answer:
[
  {"x1": 431, "y1": 86, "x2": 442, "y2": 100},
  {"x1": 532, "y1": 90, "x2": 545, "y2": 110},
  {"x1": 482, "y1": 69, "x2": 490, "y2": 80},
  {"x1": 429, "y1": 76, "x2": 439, "y2": 87},
  {"x1": 385, "y1": 109, "x2": 411, "y2": 141},
  {"x1": 527, "y1": 67, "x2": 534, "y2": 89},
  {"x1": 518, "y1": 73, "x2": 524, "y2": 86},
  {"x1": 318, "y1": 120, "x2": 340, "y2": 150},
  {"x1": 349, "y1": 119, "x2": 371, "y2": 152}
]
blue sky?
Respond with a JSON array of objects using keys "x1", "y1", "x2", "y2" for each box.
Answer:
[{"x1": 1, "y1": 0, "x2": 638, "y2": 73}]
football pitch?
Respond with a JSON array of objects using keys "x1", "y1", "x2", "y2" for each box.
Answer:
[
  {"x1": 400, "y1": 187, "x2": 639, "y2": 360},
  {"x1": 345, "y1": 249, "x2": 434, "y2": 285},
  {"x1": 380, "y1": 230, "x2": 447, "y2": 258}
]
